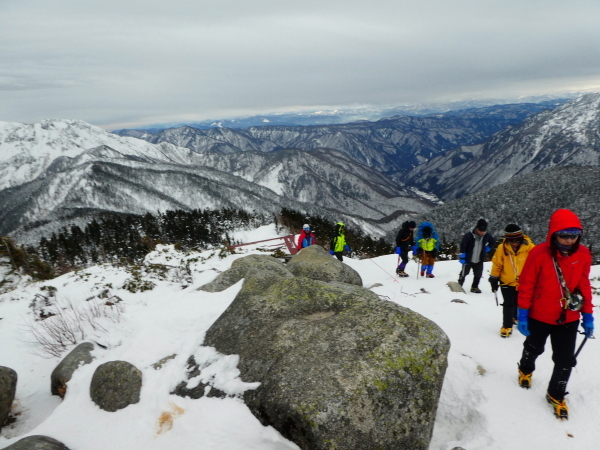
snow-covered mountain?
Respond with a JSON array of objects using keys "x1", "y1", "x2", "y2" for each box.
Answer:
[
  {"x1": 0, "y1": 120, "x2": 436, "y2": 241},
  {"x1": 406, "y1": 94, "x2": 600, "y2": 200},
  {"x1": 0, "y1": 120, "x2": 203, "y2": 191},
  {"x1": 115, "y1": 102, "x2": 562, "y2": 174}
]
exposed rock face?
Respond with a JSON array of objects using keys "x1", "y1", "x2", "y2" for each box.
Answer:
[
  {"x1": 172, "y1": 356, "x2": 227, "y2": 400},
  {"x1": 286, "y1": 245, "x2": 363, "y2": 286},
  {"x1": 51, "y1": 342, "x2": 95, "y2": 398},
  {"x1": 2, "y1": 435, "x2": 70, "y2": 449},
  {"x1": 199, "y1": 254, "x2": 293, "y2": 293},
  {"x1": 0, "y1": 366, "x2": 17, "y2": 432},
  {"x1": 204, "y1": 276, "x2": 450, "y2": 450},
  {"x1": 89, "y1": 361, "x2": 142, "y2": 412}
]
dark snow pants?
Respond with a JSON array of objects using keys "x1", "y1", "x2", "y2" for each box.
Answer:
[
  {"x1": 519, "y1": 318, "x2": 579, "y2": 401},
  {"x1": 458, "y1": 261, "x2": 483, "y2": 288},
  {"x1": 397, "y1": 248, "x2": 409, "y2": 271},
  {"x1": 334, "y1": 251, "x2": 343, "y2": 261},
  {"x1": 500, "y1": 285, "x2": 518, "y2": 328}
]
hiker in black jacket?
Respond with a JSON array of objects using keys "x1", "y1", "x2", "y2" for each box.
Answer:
[
  {"x1": 395, "y1": 221, "x2": 416, "y2": 277},
  {"x1": 458, "y1": 219, "x2": 496, "y2": 293}
]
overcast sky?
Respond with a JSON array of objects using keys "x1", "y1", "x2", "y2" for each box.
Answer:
[{"x1": 2, "y1": 0, "x2": 600, "y2": 129}]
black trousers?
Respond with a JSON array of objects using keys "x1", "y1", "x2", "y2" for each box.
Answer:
[
  {"x1": 519, "y1": 317, "x2": 579, "y2": 401},
  {"x1": 500, "y1": 285, "x2": 518, "y2": 328},
  {"x1": 458, "y1": 261, "x2": 483, "y2": 288},
  {"x1": 334, "y1": 252, "x2": 343, "y2": 261}
]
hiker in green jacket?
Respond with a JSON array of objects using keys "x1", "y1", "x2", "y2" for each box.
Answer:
[{"x1": 330, "y1": 222, "x2": 350, "y2": 261}]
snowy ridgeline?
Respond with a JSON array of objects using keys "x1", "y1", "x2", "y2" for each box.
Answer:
[{"x1": 1, "y1": 224, "x2": 599, "y2": 450}]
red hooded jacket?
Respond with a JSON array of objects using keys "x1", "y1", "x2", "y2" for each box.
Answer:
[
  {"x1": 517, "y1": 209, "x2": 593, "y2": 325},
  {"x1": 297, "y1": 230, "x2": 316, "y2": 249}
]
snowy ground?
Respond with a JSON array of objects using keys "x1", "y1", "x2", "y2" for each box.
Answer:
[{"x1": 1, "y1": 224, "x2": 599, "y2": 450}]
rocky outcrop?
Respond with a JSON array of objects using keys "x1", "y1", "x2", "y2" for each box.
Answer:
[
  {"x1": 172, "y1": 356, "x2": 227, "y2": 400},
  {"x1": 1, "y1": 435, "x2": 70, "y2": 449},
  {"x1": 89, "y1": 361, "x2": 142, "y2": 412},
  {"x1": 199, "y1": 254, "x2": 293, "y2": 293},
  {"x1": 0, "y1": 366, "x2": 17, "y2": 433},
  {"x1": 204, "y1": 276, "x2": 450, "y2": 450},
  {"x1": 286, "y1": 245, "x2": 362, "y2": 286},
  {"x1": 51, "y1": 342, "x2": 95, "y2": 398}
]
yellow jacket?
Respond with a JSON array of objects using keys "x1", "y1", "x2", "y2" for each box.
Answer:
[{"x1": 490, "y1": 235, "x2": 535, "y2": 287}]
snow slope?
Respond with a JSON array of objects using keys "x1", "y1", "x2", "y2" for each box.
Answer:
[{"x1": 0, "y1": 226, "x2": 598, "y2": 449}]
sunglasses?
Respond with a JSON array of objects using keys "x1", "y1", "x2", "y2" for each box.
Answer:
[{"x1": 556, "y1": 233, "x2": 580, "y2": 240}]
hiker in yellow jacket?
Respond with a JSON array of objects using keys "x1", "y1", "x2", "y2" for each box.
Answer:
[
  {"x1": 416, "y1": 222, "x2": 440, "y2": 278},
  {"x1": 489, "y1": 224, "x2": 535, "y2": 338}
]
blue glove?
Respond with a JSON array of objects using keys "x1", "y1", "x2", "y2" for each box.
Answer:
[
  {"x1": 395, "y1": 247, "x2": 401, "y2": 255},
  {"x1": 344, "y1": 245, "x2": 351, "y2": 252},
  {"x1": 485, "y1": 245, "x2": 491, "y2": 253},
  {"x1": 517, "y1": 308, "x2": 530, "y2": 336},
  {"x1": 411, "y1": 245, "x2": 417, "y2": 254},
  {"x1": 459, "y1": 253, "x2": 467, "y2": 265},
  {"x1": 329, "y1": 249, "x2": 334, "y2": 255},
  {"x1": 582, "y1": 313, "x2": 594, "y2": 338}
]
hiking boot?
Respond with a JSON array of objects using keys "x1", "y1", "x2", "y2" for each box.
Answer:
[
  {"x1": 420, "y1": 271, "x2": 425, "y2": 277},
  {"x1": 426, "y1": 273, "x2": 435, "y2": 278},
  {"x1": 518, "y1": 369, "x2": 532, "y2": 389},
  {"x1": 397, "y1": 271, "x2": 409, "y2": 277},
  {"x1": 500, "y1": 327, "x2": 512, "y2": 338},
  {"x1": 546, "y1": 393, "x2": 568, "y2": 420},
  {"x1": 470, "y1": 287, "x2": 482, "y2": 293}
]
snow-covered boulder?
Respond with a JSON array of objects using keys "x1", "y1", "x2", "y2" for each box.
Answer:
[
  {"x1": 286, "y1": 245, "x2": 363, "y2": 286},
  {"x1": 1, "y1": 435, "x2": 70, "y2": 449},
  {"x1": 89, "y1": 361, "x2": 142, "y2": 412},
  {"x1": 51, "y1": 342, "x2": 95, "y2": 398},
  {"x1": 0, "y1": 366, "x2": 17, "y2": 433},
  {"x1": 204, "y1": 276, "x2": 449, "y2": 450},
  {"x1": 199, "y1": 254, "x2": 293, "y2": 293}
]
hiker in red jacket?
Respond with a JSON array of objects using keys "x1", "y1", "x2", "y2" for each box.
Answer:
[
  {"x1": 297, "y1": 224, "x2": 316, "y2": 250},
  {"x1": 516, "y1": 209, "x2": 594, "y2": 419}
]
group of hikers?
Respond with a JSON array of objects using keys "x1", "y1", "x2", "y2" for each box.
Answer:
[{"x1": 297, "y1": 209, "x2": 594, "y2": 420}]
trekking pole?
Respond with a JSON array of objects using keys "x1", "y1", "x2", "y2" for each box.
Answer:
[
  {"x1": 494, "y1": 290, "x2": 499, "y2": 307},
  {"x1": 416, "y1": 260, "x2": 420, "y2": 279}
]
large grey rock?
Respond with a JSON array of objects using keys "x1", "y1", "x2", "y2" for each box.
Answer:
[
  {"x1": 199, "y1": 254, "x2": 293, "y2": 292},
  {"x1": 2, "y1": 435, "x2": 70, "y2": 449},
  {"x1": 0, "y1": 366, "x2": 17, "y2": 433},
  {"x1": 286, "y1": 245, "x2": 362, "y2": 286},
  {"x1": 204, "y1": 276, "x2": 450, "y2": 450},
  {"x1": 89, "y1": 361, "x2": 142, "y2": 412},
  {"x1": 51, "y1": 342, "x2": 95, "y2": 398}
]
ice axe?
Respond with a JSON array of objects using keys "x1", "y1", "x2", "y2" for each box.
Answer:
[
  {"x1": 493, "y1": 290, "x2": 499, "y2": 307},
  {"x1": 575, "y1": 330, "x2": 595, "y2": 361}
]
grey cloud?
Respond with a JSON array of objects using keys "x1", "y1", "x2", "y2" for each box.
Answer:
[{"x1": 1, "y1": 0, "x2": 600, "y2": 127}]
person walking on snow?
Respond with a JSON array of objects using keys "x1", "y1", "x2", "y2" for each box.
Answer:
[
  {"x1": 458, "y1": 218, "x2": 496, "y2": 293},
  {"x1": 516, "y1": 209, "x2": 594, "y2": 420},
  {"x1": 395, "y1": 220, "x2": 416, "y2": 277},
  {"x1": 415, "y1": 222, "x2": 440, "y2": 278},
  {"x1": 329, "y1": 222, "x2": 350, "y2": 261},
  {"x1": 489, "y1": 224, "x2": 535, "y2": 338},
  {"x1": 297, "y1": 224, "x2": 316, "y2": 250}
]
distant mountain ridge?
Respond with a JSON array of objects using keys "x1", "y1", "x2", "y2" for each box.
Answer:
[
  {"x1": 114, "y1": 102, "x2": 564, "y2": 174},
  {"x1": 113, "y1": 98, "x2": 570, "y2": 131},
  {"x1": 406, "y1": 93, "x2": 600, "y2": 200}
]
